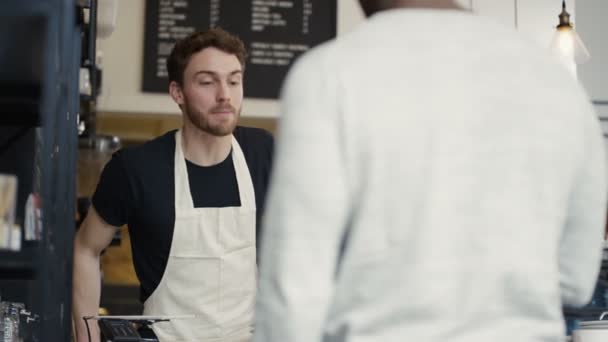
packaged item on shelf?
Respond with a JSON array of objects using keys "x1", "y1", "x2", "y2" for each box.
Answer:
[
  {"x1": 24, "y1": 193, "x2": 42, "y2": 241},
  {"x1": 0, "y1": 302, "x2": 38, "y2": 342},
  {"x1": 0, "y1": 174, "x2": 18, "y2": 250},
  {"x1": 0, "y1": 301, "x2": 21, "y2": 342},
  {"x1": 9, "y1": 225, "x2": 20, "y2": 252},
  {"x1": 79, "y1": 67, "x2": 91, "y2": 96}
]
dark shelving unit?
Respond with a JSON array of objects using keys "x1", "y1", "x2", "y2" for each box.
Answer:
[
  {"x1": 0, "y1": 245, "x2": 40, "y2": 280},
  {"x1": 0, "y1": 0, "x2": 81, "y2": 340}
]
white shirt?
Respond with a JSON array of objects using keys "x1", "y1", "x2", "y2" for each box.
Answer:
[{"x1": 254, "y1": 8, "x2": 607, "y2": 342}]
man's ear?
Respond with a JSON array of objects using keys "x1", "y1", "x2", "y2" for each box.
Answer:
[{"x1": 169, "y1": 81, "x2": 184, "y2": 105}]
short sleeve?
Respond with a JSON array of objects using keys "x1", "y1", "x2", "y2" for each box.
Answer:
[{"x1": 91, "y1": 151, "x2": 131, "y2": 227}]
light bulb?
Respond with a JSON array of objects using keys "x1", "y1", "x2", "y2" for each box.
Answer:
[
  {"x1": 550, "y1": 26, "x2": 590, "y2": 65},
  {"x1": 549, "y1": 0, "x2": 590, "y2": 65}
]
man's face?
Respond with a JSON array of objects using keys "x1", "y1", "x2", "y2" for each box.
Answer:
[{"x1": 173, "y1": 47, "x2": 243, "y2": 137}]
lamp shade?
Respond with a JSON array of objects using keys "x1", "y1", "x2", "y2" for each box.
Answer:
[
  {"x1": 550, "y1": 26, "x2": 590, "y2": 65},
  {"x1": 549, "y1": 0, "x2": 590, "y2": 65}
]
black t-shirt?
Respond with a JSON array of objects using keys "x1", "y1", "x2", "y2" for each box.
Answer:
[{"x1": 92, "y1": 127, "x2": 274, "y2": 302}]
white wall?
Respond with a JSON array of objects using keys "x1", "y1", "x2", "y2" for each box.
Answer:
[
  {"x1": 96, "y1": 0, "x2": 575, "y2": 118},
  {"x1": 576, "y1": 0, "x2": 608, "y2": 125},
  {"x1": 577, "y1": 0, "x2": 608, "y2": 102},
  {"x1": 576, "y1": 0, "x2": 608, "y2": 162}
]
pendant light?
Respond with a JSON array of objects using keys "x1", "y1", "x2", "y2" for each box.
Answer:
[{"x1": 549, "y1": 0, "x2": 590, "y2": 64}]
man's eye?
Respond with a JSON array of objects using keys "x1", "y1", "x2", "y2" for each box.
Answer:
[{"x1": 198, "y1": 80, "x2": 213, "y2": 85}]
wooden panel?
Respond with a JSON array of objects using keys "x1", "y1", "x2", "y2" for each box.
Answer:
[
  {"x1": 97, "y1": 111, "x2": 277, "y2": 144},
  {"x1": 101, "y1": 228, "x2": 139, "y2": 285}
]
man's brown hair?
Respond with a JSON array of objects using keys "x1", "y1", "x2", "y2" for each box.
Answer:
[{"x1": 167, "y1": 28, "x2": 247, "y2": 85}]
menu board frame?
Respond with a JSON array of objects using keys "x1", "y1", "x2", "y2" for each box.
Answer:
[{"x1": 142, "y1": 0, "x2": 337, "y2": 99}]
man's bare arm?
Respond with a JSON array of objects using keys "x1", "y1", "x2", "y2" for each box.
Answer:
[{"x1": 72, "y1": 206, "x2": 119, "y2": 342}]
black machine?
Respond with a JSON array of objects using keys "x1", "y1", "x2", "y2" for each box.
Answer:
[
  {"x1": 84, "y1": 316, "x2": 162, "y2": 342},
  {"x1": 98, "y1": 319, "x2": 142, "y2": 341}
]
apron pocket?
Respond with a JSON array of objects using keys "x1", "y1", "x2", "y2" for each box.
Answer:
[
  {"x1": 153, "y1": 256, "x2": 222, "y2": 340},
  {"x1": 219, "y1": 209, "x2": 256, "y2": 253},
  {"x1": 219, "y1": 247, "x2": 256, "y2": 332},
  {"x1": 171, "y1": 212, "x2": 221, "y2": 257}
]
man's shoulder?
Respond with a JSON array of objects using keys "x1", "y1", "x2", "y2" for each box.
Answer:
[
  {"x1": 114, "y1": 130, "x2": 176, "y2": 170},
  {"x1": 233, "y1": 126, "x2": 273, "y2": 146},
  {"x1": 233, "y1": 126, "x2": 274, "y2": 170}
]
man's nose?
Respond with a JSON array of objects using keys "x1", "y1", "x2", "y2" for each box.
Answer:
[{"x1": 216, "y1": 81, "x2": 231, "y2": 102}]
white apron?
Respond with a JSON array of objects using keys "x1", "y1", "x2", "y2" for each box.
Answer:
[{"x1": 143, "y1": 130, "x2": 257, "y2": 342}]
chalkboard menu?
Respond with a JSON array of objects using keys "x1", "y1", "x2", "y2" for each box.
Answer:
[{"x1": 142, "y1": 0, "x2": 337, "y2": 99}]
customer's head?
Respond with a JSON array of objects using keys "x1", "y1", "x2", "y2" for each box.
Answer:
[
  {"x1": 358, "y1": 0, "x2": 462, "y2": 17},
  {"x1": 167, "y1": 28, "x2": 247, "y2": 136}
]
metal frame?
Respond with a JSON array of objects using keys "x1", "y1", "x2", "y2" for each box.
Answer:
[{"x1": 0, "y1": 0, "x2": 80, "y2": 340}]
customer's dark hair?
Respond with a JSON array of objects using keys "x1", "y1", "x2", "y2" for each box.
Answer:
[{"x1": 167, "y1": 28, "x2": 247, "y2": 85}]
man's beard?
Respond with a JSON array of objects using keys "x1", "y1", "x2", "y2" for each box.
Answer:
[{"x1": 185, "y1": 103, "x2": 240, "y2": 137}]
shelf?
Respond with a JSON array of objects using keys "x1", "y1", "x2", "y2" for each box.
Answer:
[
  {"x1": 0, "y1": 2, "x2": 80, "y2": 340},
  {"x1": 0, "y1": 100, "x2": 41, "y2": 126},
  {"x1": 563, "y1": 306, "x2": 607, "y2": 319},
  {"x1": 80, "y1": 94, "x2": 93, "y2": 102},
  {"x1": 0, "y1": 83, "x2": 42, "y2": 126},
  {"x1": 0, "y1": 14, "x2": 45, "y2": 126},
  {"x1": 0, "y1": 244, "x2": 39, "y2": 279},
  {"x1": 77, "y1": 0, "x2": 92, "y2": 8}
]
